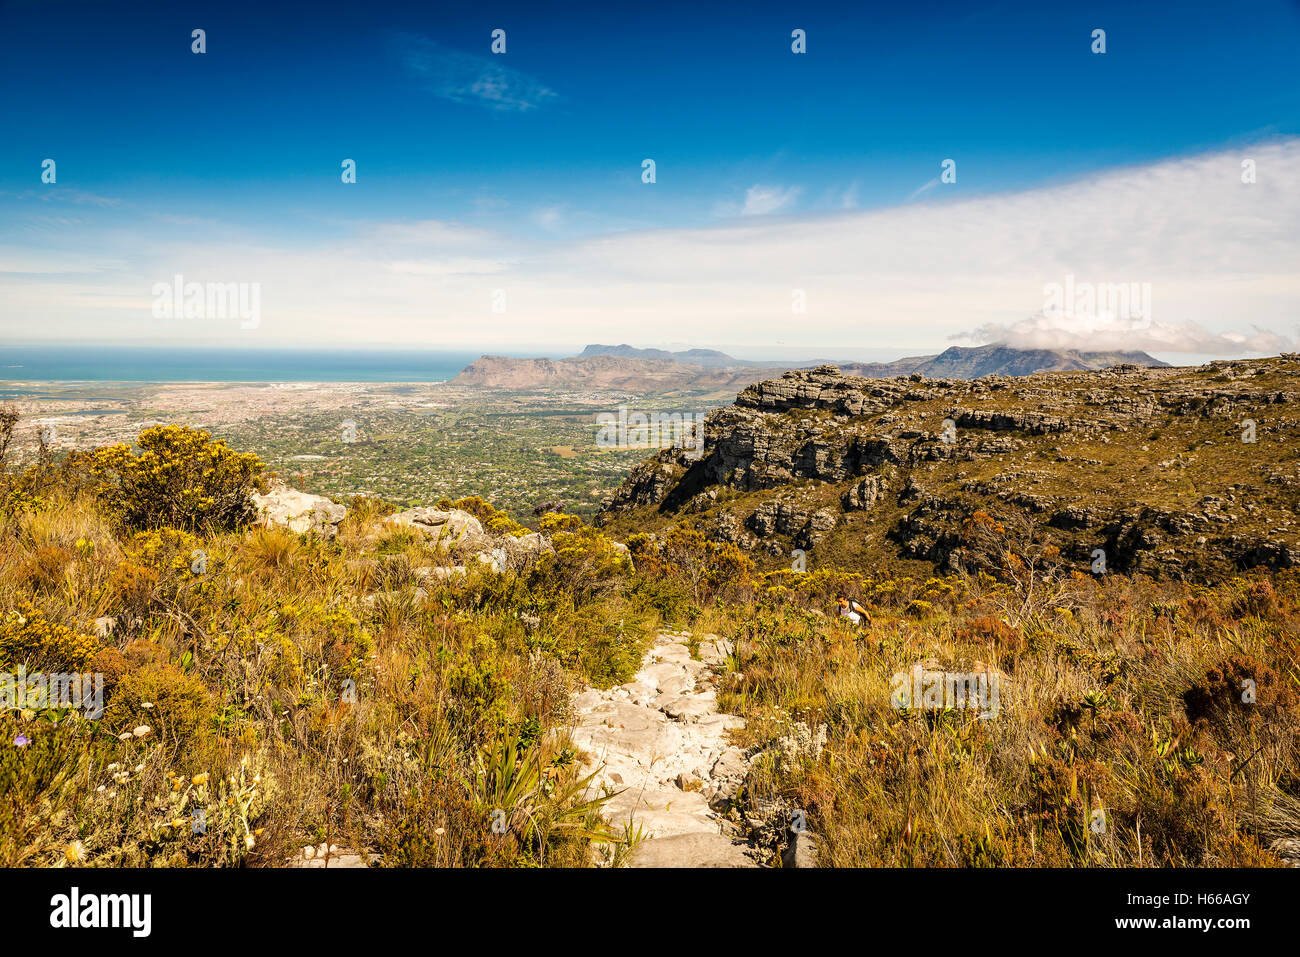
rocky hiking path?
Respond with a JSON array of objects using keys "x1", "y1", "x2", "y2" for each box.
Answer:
[
  {"x1": 570, "y1": 631, "x2": 761, "y2": 867},
  {"x1": 250, "y1": 490, "x2": 768, "y2": 867}
]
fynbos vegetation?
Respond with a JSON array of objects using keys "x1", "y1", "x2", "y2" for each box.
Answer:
[{"x1": 2, "y1": 364, "x2": 1298, "y2": 867}]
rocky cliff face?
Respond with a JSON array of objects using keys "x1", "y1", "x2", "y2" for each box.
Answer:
[{"x1": 599, "y1": 358, "x2": 1300, "y2": 581}]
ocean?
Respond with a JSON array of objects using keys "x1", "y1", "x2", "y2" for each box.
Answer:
[{"x1": 0, "y1": 345, "x2": 491, "y2": 383}]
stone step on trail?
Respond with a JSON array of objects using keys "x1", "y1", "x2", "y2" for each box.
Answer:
[{"x1": 570, "y1": 631, "x2": 758, "y2": 868}]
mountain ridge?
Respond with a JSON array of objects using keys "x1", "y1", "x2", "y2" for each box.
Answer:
[{"x1": 450, "y1": 343, "x2": 1167, "y2": 389}]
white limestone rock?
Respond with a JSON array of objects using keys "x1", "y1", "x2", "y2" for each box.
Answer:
[
  {"x1": 386, "y1": 507, "x2": 483, "y2": 544},
  {"x1": 250, "y1": 486, "x2": 346, "y2": 535}
]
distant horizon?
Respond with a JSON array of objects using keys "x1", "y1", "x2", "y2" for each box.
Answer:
[{"x1": 0, "y1": 340, "x2": 1276, "y2": 384}]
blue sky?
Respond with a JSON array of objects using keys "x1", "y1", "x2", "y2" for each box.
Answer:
[{"x1": 2, "y1": 0, "x2": 1299, "y2": 359}]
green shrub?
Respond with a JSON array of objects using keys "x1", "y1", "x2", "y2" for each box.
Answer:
[
  {"x1": 548, "y1": 606, "x2": 645, "y2": 689},
  {"x1": 628, "y1": 526, "x2": 753, "y2": 604},
  {"x1": 107, "y1": 659, "x2": 215, "y2": 752},
  {"x1": 628, "y1": 574, "x2": 697, "y2": 626}
]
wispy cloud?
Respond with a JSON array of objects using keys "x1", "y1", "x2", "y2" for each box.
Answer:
[
  {"x1": 533, "y1": 205, "x2": 564, "y2": 230},
  {"x1": 741, "y1": 184, "x2": 802, "y2": 216},
  {"x1": 2, "y1": 188, "x2": 122, "y2": 208},
  {"x1": 907, "y1": 177, "x2": 940, "y2": 201},
  {"x1": 0, "y1": 246, "x2": 128, "y2": 275},
  {"x1": 362, "y1": 219, "x2": 498, "y2": 247},
  {"x1": 393, "y1": 33, "x2": 559, "y2": 112},
  {"x1": 386, "y1": 257, "x2": 511, "y2": 277}
]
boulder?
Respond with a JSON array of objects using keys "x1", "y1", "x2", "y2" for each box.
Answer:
[
  {"x1": 782, "y1": 830, "x2": 820, "y2": 868},
  {"x1": 250, "y1": 486, "x2": 346, "y2": 535},
  {"x1": 626, "y1": 833, "x2": 756, "y2": 868},
  {"x1": 386, "y1": 508, "x2": 483, "y2": 544},
  {"x1": 420, "y1": 566, "x2": 467, "y2": 581},
  {"x1": 707, "y1": 748, "x2": 748, "y2": 808},
  {"x1": 697, "y1": 635, "x2": 734, "y2": 666},
  {"x1": 289, "y1": 843, "x2": 373, "y2": 868},
  {"x1": 610, "y1": 541, "x2": 634, "y2": 569},
  {"x1": 501, "y1": 532, "x2": 552, "y2": 568},
  {"x1": 476, "y1": 550, "x2": 507, "y2": 573},
  {"x1": 1270, "y1": 838, "x2": 1300, "y2": 868}
]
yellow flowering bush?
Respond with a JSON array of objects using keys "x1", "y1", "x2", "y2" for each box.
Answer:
[
  {"x1": 538, "y1": 522, "x2": 633, "y2": 605},
  {"x1": 88, "y1": 425, "x2": 267, "y2": 531},
  {"x1": 318, "y1": 606, "x2": 374, "y2": 686},
  {"x1": 120, "y1": 527, "x2": 202, "y2": 570},
  {"x1": 758, "y1": 568, "x2": 868, "y2": 608},
  {"x1": 108, "y1": 528, "x2": 207, "y2": 620},
  {"x1": 0, "y1": 604, "x2": 101, "y2": 672},
  {"x1": 0, "y1": 464, "x2": 53, "y2": 516}
]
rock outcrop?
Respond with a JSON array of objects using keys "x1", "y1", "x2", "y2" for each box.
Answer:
[
  {"x1": 746, "y1": 500, "x2": 838, "y2": 549},
  {"x1": 289, "y1": 842, "x2": 373, "y2": 868},
  {"x1": 252, "y1": 491, "x2": 555, "y2": 576},
  {"x1": 599, "y1": 357, "x2": 1300, "y2": 582},
  {"x1": 393, "y1": 511, "x2": 554, "y2": 575},
  {"x1": 842, "y1": 473, "x2": 889, "y2": 511}
]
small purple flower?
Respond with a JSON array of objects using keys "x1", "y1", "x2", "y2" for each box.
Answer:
[{"x1": 13, "y1": 735, "x2": 30, "y2": 747}]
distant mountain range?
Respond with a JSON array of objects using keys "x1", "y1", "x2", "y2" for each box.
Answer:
[
  {"x1": 450, "y1": 343, "x2": 1167, "y2": 389},
  {"x1": 576, "y1": 344, "x2": 758, "y2": 368},
  {"x1": 838, "y1": 345, "x2": 1169, "y2": 379}
]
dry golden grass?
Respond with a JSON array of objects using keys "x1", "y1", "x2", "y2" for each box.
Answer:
[
  {"x1": 3, "y1": 425, "x2": 1297, "y2": 869},
  {"x1": 711, "y1": 570, "x2": 1300, "y2": 866}
]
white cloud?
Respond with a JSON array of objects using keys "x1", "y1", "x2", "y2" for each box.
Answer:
[
  {"x1": 362, "y1": 219, "x2": 498, "y2": 247},
  {"x1": 0, "y1": 246, "x2": 128, "y2": 274},
  {"x1": 386, "y1": 257, "x2": 511, "y2": 277},
  {"x1": 4, "y1": 139, "x2": 1298, "y2": 356},
  {"x1": 955, "y1": 313, "x2": 1298, "y2": 355},
  {"x1": 0, "y1": 188, "x2": 122, "y2": 208}
]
